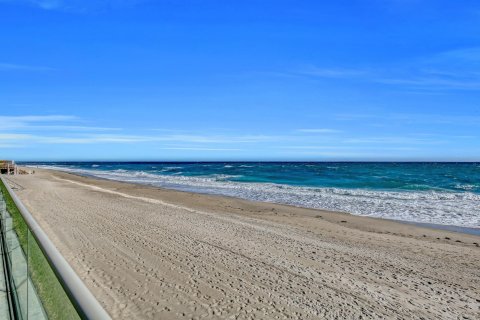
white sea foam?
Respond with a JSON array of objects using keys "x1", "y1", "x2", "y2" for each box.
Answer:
[{"x1": 34, "y1": 165, "x2": 480, "y2": 228}]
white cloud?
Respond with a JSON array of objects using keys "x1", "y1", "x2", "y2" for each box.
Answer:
[
  {"x1": 34, "y1": 0, "x2": 62, "y2": 9},
  {"x1": 343, "y1": 136, "x2": 445, "y2": 145},
  {"x1": 0, "y1": 115, "x2": 280, "y2": 146},
  {"x1": 0, "y1": 115, "x2": 77, "y2": 130},
  {"x1": 161, "y1": 134, "x2": 276, "y2": 144},
  {"x1": 0, "y1": 0, "x2": 149, "y2": 12},
  {"x1": 0, "y1": 144, "x2": 20, "y2": 148},
  {"x1": 23, "y1": 125, "x2": 120, "y2": 131},
  {"x1": 0, "y1": 114, "x2": 278, "y2": 147},
  {"x1": 0, "y1": 133, "x2": 33, "y2": 140},
  {"x1": 18, "y1": 133, "x2": 277, "y2": 145},
  {"x1": 0, "y1": 63, "x2": 54, "y2": 72},
  {"x1": 0, "y1": 115, "x2": 75, "y2": 122},
  {"x1": 159, "y1": 147, "x2": 242, "y2": 151},
  {"x1": 0, "y1": 114, "x2": 468, "y2": 162},
  {"x1": 375, "y1": 76, "x2": 480, "y2": 90},
  {"x1": 432, "y1": 47, "x2": 480, "y2": 63},
  {"x1": 0, "y1": 115, "x2": 119, "y2": 132},
  {"x1": 294, "y1": 66, "x2": 367, "y2": 79},
  {"x1": 335, "y1": 112, "x2": 480, "y2": 126},
  {"x1": 297, "y1": 128, "x2": 342, "y2": 133},
  {"x1": 277, "y1": 145, "x2": 418, "y2": 151},
  {"x1": 291, "y1": 47, "x2": 480, "y2": 91}
]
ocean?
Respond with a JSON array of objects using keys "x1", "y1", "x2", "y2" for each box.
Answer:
[{"x1": 24, "y1": 162, "x2": 480, "y2": 228}]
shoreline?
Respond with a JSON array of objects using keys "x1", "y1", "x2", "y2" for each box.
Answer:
[
  {"x1": 6, "y1": 168, "x2": 480, "y2": 319},
  {"x1": 402, "y1": 220, "x2": 480, "y2": 236},
  {"x1": 22, "y1": 166, "x2": 480, "y2": 236}
]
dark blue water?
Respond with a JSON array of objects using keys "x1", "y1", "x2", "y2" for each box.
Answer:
[{"x1": 23, "y1": 162, "x2": 480, "y2": 227}]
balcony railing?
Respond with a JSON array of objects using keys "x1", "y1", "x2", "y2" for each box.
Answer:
[{"x1": 0, "y1": 177, "x2": 110, "y2": 320}]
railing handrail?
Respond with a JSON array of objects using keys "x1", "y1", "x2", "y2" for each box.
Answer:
[{"x1": 0, "y1": 177, "x2": 111, "y2": 320}]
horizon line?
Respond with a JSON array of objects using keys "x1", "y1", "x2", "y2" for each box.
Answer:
[{"x1": 16, "y1": 160, "x2": 480, "y2": 163}]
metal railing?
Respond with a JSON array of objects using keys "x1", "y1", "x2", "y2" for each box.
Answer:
[{"x1": 0, "y1": 177, "x2": 110, "y2": 320}]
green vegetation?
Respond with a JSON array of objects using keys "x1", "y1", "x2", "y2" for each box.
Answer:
[{"x1": 0, "y1": 179, "x2": 80, "y2": 320}]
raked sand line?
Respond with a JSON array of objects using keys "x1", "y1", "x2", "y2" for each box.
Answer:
[{"x1": 53, "y1": 176, "x2": 190, "y2": 209}]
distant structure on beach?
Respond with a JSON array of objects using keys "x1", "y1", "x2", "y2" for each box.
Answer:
[{"x1": 0, "y1": 160, "x2": 17, "y2": 175}]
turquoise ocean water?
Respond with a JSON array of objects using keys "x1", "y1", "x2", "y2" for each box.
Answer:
[{"x1": 25, "y1": 162, "x2": 480, "y2": 228}]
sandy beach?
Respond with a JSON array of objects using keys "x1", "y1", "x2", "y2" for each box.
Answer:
[{"x1": 5, "y1": 168, "x2": 480, "y2": 319}]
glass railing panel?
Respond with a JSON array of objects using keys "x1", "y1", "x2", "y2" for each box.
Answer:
[
  {"x1": 0, "y1": 277, "x2": 9, "y2": 320},
  {"x1": 0, "y1": 178, "x2": 106, "y2": 320},
  {"x1": 6, "y1": 224, "x2": 29, "y2": 319},
  {"x1": 0, "y1": 198, "x2": 10, "y2": 320},
  {"x1": 0, "y1": 182, "x2": 82, "y2": 320},
  {"x1": 1, "y1": 196, "x2": 29, "y2": 319},
  {"x1": 27, "y1": 228, "x2": 80, "y2": 320}
]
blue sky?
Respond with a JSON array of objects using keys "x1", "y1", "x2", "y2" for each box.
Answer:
[{"x1": 1, "y1": 0, "x2": 479, "y2": 161}]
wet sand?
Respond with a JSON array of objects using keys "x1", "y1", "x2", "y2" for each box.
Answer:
[{"x1": 6, "y1": 169, "x2": 480, "y2": 319}]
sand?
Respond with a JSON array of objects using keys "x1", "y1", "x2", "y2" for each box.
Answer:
[{"x1": 5, "y1": 169, "x2": 480, "y2": 319}]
